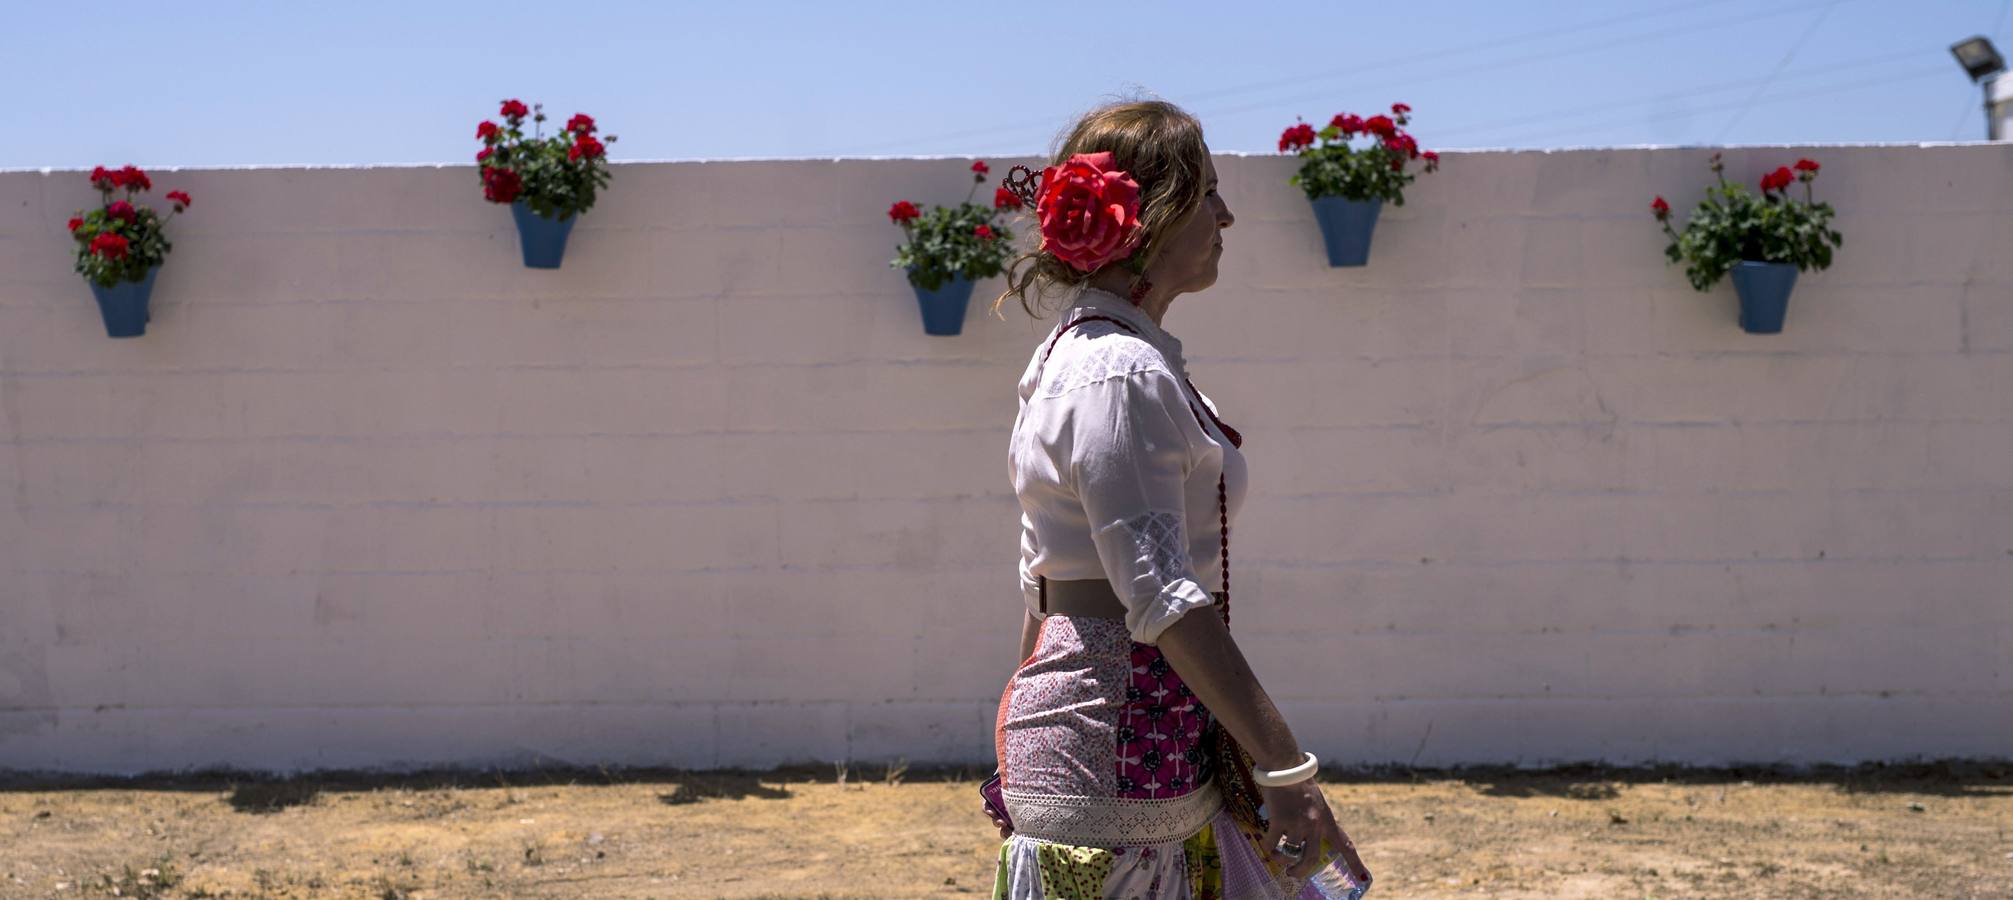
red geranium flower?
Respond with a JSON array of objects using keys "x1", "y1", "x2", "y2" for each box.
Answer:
[
  {"x1": 90, "y1": 166, "x2": 120, "y2": 190},
  {"x1": 476, "y1": 147, "x2": 493, "y2": 163},
  {"x1": 119, "y1": 166, "x2": 151, "y2": 192},
  {"x1": 1651, "y1": 196, "x2": 1670, "y2": 219},
  {"x1": 1329, "y1": 113, "x2": 1363, "y2": 136},
  {"x1": 482, "y1": 166, "x2": 523, "y2": 203},
  {"x1": 499, "y1": 99, "x2": 530, "y2": 120},
  {"x1": 566, "y1": 113, "x2": 596, "y2": 135},
  {"x1": 568, "y1": 134, "x2": 606, "y2": 162},
  {"x1": 1385, "y1": 133, "x2": 1420, "y2": 159},
  {"x1": 67, "y1": 216, "x2": 83, "y2": 232},
  {"x1": 166, "y1": 190, "x2": 192, "y2": 210},
  {"x1": 1793, "y1": 158, "x2": 1820, "y2": 172},
  {"x1": 89, "y1": 232, "x2": 129, "y2": 260},
  {"x1": 1760, "y1": 166, "x2": 1795, "y2": 193},
  {"x1": 1391, "y1": 103, "x2": 1412, "y2": 115},
  {"x1": 1364, "y1": 115, "x2": 1397, "y2": 138},
  {"x1": 994, "y1": 186, "x2": 1022, "y2": 210},
  {"x1": 107, "y1": 200, "x2": 137, "y2": 223},
  {"x1": 477, "y1": 121, "x2": 500, "y2": 141},
  {"x1": 971, "y1": 160, "x2": 990, "y2": 176},
  {"x1": 1422, "y1": 150, "x2": 1440, "y2": 163},
  {"x1": 974, "y1": 224, "x2": 994, "y2": 240},
  {"x1": 888, "y1": 200, "x2": 921, "y2": 224},
  {"x1": 1278, "y1": 122, "x2": 1318, "y2": 153}
]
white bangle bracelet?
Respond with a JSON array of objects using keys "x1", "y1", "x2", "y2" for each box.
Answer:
[{"x1": 1252, "y1": 751, "x2": 1319, "y2": 787}]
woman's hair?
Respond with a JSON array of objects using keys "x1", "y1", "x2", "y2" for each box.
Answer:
[{"x1": 994, "y1": 99, "x2": 1210, "y2": 318}]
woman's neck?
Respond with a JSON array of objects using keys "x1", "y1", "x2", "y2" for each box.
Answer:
[{"x1": 1086, "y1": 270, "x2": 1175, "y2": 326}]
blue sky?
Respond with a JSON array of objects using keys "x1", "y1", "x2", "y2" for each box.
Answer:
[{"x1": 7, "y1": 0, "x2": 2010, "y2": 168}]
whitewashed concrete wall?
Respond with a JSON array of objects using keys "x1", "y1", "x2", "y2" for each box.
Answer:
[{"x1": 1, "y1": 145, "x2": 2008, "y2": 774}]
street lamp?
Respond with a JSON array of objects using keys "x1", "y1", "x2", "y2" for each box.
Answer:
[{"x1": 1949, "y1": 36, "x2": 2010, "y2": 140}]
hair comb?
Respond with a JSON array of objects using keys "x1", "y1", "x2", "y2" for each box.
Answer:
[{"x1": 1002, "y1": 164, "x2": 1043, "y2": 209}]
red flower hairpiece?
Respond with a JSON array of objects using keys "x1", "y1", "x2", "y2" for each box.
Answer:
[{"x1": 1018, "y1": 151, "x2": 1142, "y2": 273}]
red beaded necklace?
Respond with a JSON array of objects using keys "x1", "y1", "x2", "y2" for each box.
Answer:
[{"x1": 1037, "y1": 313, "x2": 1243, "y2": 623}]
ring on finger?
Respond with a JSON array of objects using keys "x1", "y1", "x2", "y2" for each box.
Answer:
[{"x1": 1275, "y1": 835, "x2": 1306, "y2": 859}]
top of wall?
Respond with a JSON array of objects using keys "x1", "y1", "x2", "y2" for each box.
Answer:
[{"x1": 2, "y1": 141, "x2": 2003, "y2": 174}]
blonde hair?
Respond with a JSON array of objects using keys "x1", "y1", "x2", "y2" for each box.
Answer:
[{"x1": 993, "y1": 99, "x2": 1210, "y2": 319}]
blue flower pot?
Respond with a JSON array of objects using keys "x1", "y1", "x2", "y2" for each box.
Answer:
[
  {"x1": 1310, "y1": 196, "x2": 1383, "y2": 267},
  {"x1": 1729, "y1": 260, "x2": 1798, "y2": 334},
  {"x1": 88, "y1": 265, "x2": 160, "y2": 338},
  {"x1": 510, "y1": 200, "x2": 577, "y2": 269},
  {"x1": 911, "y1": 275, "x2": 975, "y2": 336}
]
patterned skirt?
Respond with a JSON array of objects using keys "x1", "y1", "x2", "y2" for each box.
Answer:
[{"x1": 992, "y1": 615, "x2": 1320, "y2": 899}]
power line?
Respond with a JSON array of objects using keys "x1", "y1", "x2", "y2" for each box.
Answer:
[
  {"x1": 1177, "y1": 0, "x2": 1754, "y2": 106},
  {"x1": 1711, "y1": 0, "x2": 1844, "y2": 142},
  {"x1": 1945, "y1": 90, "x2": 1984, "y2": 141},
  {"x1": 1191, "y1": 0, "x2": 1854, "y2": 128},
  {"x1": 1466, "y1": 65, "x2": 1951, "y2": 147},
  {"x1": 1436, "y1": 45, "x2": 1930, "y2": 142},
  {"x1": 833, "y1": 0, "x2": 1801, "y2": 155}
]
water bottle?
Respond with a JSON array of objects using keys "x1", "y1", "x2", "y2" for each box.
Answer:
[
  {"x1": 1307, "y1": 851, "x2": 1371, "y2": 900},
  {"x1": 1255, "y1": 804, "x2": 1372, "y2": 899}
]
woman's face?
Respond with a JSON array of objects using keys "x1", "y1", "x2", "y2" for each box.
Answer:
[{"x1": 1152, "y1": 150, "x2": 1234, "y2": 296}]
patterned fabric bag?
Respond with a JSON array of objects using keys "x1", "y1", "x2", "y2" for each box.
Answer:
[{"x1": 1205, "y1": 653, "x2": 1269, "y2": 834}]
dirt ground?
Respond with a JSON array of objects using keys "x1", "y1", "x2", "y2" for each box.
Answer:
[{"x1": 1, "y1": 761, "x2": 2009, "y2": 899}]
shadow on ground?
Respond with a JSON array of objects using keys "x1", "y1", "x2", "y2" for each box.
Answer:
[
  {"x1": 1378, "y1": 760, "x2": 2013, "y2": 801},
  {"x1": 2, "y1": 759, "x2": 2007, "y2": 811}
]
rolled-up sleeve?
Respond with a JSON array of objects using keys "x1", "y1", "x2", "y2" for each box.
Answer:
[{"x1": 1066, "y1": 368, "x2": 1214, "y2": 645}]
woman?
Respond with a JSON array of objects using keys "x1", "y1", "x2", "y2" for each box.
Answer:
[{"x1": 986, "y1": 99, "x2": 1374, "y2": 899}]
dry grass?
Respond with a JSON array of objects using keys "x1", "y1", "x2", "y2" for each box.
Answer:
[{"x1": 1, "y1": 761, "x2": 2009, "y2": 898}]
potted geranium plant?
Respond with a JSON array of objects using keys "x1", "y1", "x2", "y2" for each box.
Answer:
[
  {"x1": 886, "y1": 160, "x2": 1019, "y2": 335},
  {"x1": 1280, "y1": 103, "x2": 1439, "y2": 266},
  {"x1": 1653, "y1": 153, "x2": 1842, "y2": 334},
  {"x1": 475, "y1": 98, "x2": 616, "y2": 268},
  {"x1": 66, "y1": 165, "x2": 191, "y2": 338}
]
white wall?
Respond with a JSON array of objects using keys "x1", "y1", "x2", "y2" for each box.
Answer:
[{"x1": 1, "y1": 145, "x2": 2008, "y2": 774}]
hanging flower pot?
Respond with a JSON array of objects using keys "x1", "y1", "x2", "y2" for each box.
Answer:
[
  {"x1": 475, "y1": 99, "x2": 616, "y2": 270},
  {"x1": 66, "y1": 165, "x2": 191, "y2": 339},
  {"x1": 1309, "y1": 196, "x2": 1383, "y2": 267},
  {"x1": 886, "y1": 160, "x2": 1019, "y2": 336},
  {"x1": 1280, "y1": 104, "x2": 1439, "y2": 269},
  {"x1": 510, "y1": 200, "x2": 576, "y2": 269},
  {"x1": 1729, "y1": 260, "x2": 1798, "y2": 334},
  {"x1": 910, "y1": 273, "x2": 976, "y2": 336},
  {"x1": 1652, "y1": 154, "x2": 1842, "y2": 334},
  {"x1": 89, "y1": 265, "x2": 160, "y2": 338}
]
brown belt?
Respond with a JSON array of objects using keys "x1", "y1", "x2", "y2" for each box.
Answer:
[{"x1": 1037, "y1": 576, "x2": 1225, "y2": 620}]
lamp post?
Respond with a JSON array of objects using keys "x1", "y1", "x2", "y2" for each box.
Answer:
[{"x1": 1950, "y1": 36, "x2": 2009, "y2": 140}]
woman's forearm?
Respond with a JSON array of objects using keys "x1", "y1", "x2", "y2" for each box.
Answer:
[
  {"x1": 1154, "y1": 608, "x2": 1305, "y2": 772},
  {"x1": 1017, "y1": 609, "x2": 1041, "y2": 667}
]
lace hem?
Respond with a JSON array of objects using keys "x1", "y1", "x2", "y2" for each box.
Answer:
[{"x1": 1002, "y1": 781, "x2": 1222, "y2": 847}]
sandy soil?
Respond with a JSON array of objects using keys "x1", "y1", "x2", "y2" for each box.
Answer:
[{"x1": 2, "y1": 761, "x2": 2009, "y2": 899}]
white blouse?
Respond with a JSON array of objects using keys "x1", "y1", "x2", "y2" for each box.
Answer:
[{"x1": 1009, "y1": 287, "x2": 1249, "y2": 645}]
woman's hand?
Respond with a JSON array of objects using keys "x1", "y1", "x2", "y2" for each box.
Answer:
[
  {"x1": 1258, "y1": 781, "x2": 1364, "y2": 881},
  {"x1": 981, "y1": 770, "x2": 1014, "y2": 839}
]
